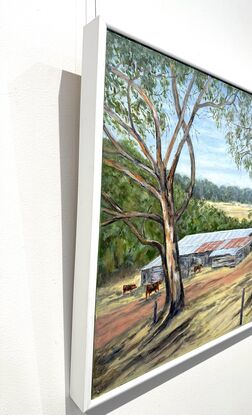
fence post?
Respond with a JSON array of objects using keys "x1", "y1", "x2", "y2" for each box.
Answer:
[
  {"x1": 153, "y1": 300, "x2": 158, "y2": 325},
  {"x1": 240, "y1": 288, "x2": 245, "y2": 326}
]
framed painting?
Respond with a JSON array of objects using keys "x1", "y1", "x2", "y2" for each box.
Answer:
[{"x1": 70, "y1": 16, "x2": 252, "y2": 413}]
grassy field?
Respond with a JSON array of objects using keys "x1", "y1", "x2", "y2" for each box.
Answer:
[
  {"x1": 95, "y1": 272, "x2": 142, "y2": 316},
  {"x1": 92, "y1": 254, "x2": 252, "y2": 398},
  {"x1": 208, "y1": 201, "x2": 252, "y2": 220}
]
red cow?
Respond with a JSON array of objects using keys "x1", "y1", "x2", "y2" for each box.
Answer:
[
  {"x1": 193, "y1": 264, "x2": 203, "y2": 273},
  {"x1": 146, "y1": 281, "x2": 160, "y2": 300},
  {"x1": 123, "y1": 284, "x2": 137, "y2": 294}
]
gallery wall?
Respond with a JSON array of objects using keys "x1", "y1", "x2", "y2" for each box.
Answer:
[{"x1": 0, "y1": 0, "x2": 251, "y2": 414}]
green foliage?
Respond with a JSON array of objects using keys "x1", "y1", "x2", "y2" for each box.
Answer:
[
  {"x1": 216, "y1": 91, "x2": 252, "y2": 175},
  {"x1": 176, "y1": 198, "x2": 246, "y2": 240}
]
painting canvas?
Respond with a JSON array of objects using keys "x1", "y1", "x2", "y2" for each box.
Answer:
[
  {"x1": 92, "y1": 29, "x2": 252, "y2": 396},
  {"x1": 70, "y1": 18, "x2": 252, "y2": 412}
]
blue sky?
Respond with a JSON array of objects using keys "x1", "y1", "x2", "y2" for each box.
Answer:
[{"x1": 175, "y1": 117, "x2": 252, "y2": 189}]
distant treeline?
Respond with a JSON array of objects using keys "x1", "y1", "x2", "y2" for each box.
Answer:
[{"x1": 175, "y1": 174, "x2": 252, "y2": 204}]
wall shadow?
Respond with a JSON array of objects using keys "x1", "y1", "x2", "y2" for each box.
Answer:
[{"x1": 58, "y1": 70, "x2": 82, "y2": 415}]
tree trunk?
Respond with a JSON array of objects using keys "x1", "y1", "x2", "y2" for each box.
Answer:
[
  {"x1": 158, "y1": 191, "x2": 184, "y2": 326},
  {"x1": 139, "y1": 193, "x2": 185, "y2": 348}
]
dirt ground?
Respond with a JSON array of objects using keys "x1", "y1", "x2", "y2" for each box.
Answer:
[
  {"x1": 94, "y1": 254, "x2": 252, "y2": 349},
  {"x1": 92, "y1": 253, "x2": 252, "y2": 397}
]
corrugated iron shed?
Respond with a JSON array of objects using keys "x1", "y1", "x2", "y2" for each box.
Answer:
[{"x1": 141, "y1": 228, "x2": 252, "y2": 271}]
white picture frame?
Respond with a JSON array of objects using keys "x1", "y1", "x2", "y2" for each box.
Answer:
[{"x1": 70, "y1": 16, "x2": 252, "y2": 414}]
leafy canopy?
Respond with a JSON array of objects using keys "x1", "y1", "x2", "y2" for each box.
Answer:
[{"x1": 105, "y1": 30, "x2": 252, "y2": 172}]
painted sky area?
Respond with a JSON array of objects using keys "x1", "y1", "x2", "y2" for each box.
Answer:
[{"x1": 176, "y1": 116, "x2": 252, "y2": 189}]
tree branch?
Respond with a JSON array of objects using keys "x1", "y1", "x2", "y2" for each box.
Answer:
[
  {"x1": 104, "y1": 104, "x2": 156, "y2": 170},
  {"x1": 198, "y1": 92, "x2": 238, "y2": 110},
  {"x1": 127, "y1": 81, "x2": 135, "y2": 130},
  {"x1": 108, "y1": 65, "x2": 162, "y2": 168},
  {"x1": 103, "y1": 125, "x2": 157, "y2": 179},
  {"x1": 168, "y1": 77, "x2": 211, "y2": 185},
  {"x1": 103, "y1": 158, "x2": 160, "y2": 200},
  {"x1": 174, "y1": 135, "x2": 195, "y2": 222},
  {"x1": 164, "y1": 69, "x2": 196, "y2": 166},
  {"x1": 101, "y1": 192, "x2": 164, "y2": 253},
  {"x1": 169, "y1": 76, "x2": 196, "y2": 221},
  {"x1": 101, "y1": 207, "x2": 163, "y2": 225},
  {"x1": 126, "y1": 221, "x2": 164, "y2": 253}
]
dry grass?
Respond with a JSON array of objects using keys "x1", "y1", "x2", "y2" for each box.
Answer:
[
  {"x1": 95, "y1": 265, "x2": 232, "y2": 317},
  {"x1": 208, "y1": 201, "x2": 252, "y2": 220},
  {"x1": 95, "y1": 272, "x2": 142, "y2": 316},
  {"x1": 92, "y1": 255, "x2": 252, "y2": 398}
]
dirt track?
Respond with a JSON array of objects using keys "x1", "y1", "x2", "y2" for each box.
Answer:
[{"x1": 94, "y1": 257, "x2": 252, "y2": 349}]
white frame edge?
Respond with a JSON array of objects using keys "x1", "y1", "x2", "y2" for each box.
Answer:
[
  {"x1": 70, "y1": 16, "x2": 252, "y2": 414},
  {"x1": 70, "y1": 16, "x2": 107, "y2": 413}
]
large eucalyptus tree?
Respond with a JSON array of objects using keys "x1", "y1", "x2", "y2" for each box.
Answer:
[{"x1": 101, "y1": 31, "x2": 252, "y2": 330}]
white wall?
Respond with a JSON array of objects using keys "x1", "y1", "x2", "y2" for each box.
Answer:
[{"x1": 1, "y1": 1, "x2": 252, "y2": 414}]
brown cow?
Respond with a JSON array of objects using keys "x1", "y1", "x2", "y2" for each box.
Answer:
[
  {"x1": 193, "y1": 264, "x2": 203, "y2": 273},
  {"x1": 146, "y1": 281, "x2": 160, "y2": 300},
  {"x1": 123, "y1": 284, "x2": 137, "y2": 294}
]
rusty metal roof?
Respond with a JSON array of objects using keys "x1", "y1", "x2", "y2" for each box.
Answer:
[
  {"x1": 222, "y1": 236, "x2": 252, "y2": 249},
  {"x1": 195, "y1": 240, "x2": 223, "y2": 253},
  {"x1": 195, "y1": 236, "x2": 252, "y2": 253},
  {"x1": 178, "y1": 228, "x2": 252, "y2": 256}
]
